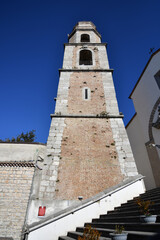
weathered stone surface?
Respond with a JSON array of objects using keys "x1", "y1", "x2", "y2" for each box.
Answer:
[
  {"x1": 55, "y1": 118, "x2": 123, "y2": 200},
  {"x1": 0, "y1": 166, "x2": 34, "y2": 240}
]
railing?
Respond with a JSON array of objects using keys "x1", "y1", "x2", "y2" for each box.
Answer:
[{"x1": 24, "y1": 175, "x2": 145, "y2": 240}]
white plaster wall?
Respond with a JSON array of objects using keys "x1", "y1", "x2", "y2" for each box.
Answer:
[
  {"x1": 0, "y1": 143, "x2": 46, "y2": 162},
  {"x1": 28, "y1": 178, "x2": 145, "y2": 240},
  {"x1": 131, "y1": 52, "x2": 160, "y2": 143},
  {"x1": 27, "y1": 199, "x2": 77, "y2": 225},
  {"x1": 126, "y1": 115, "x2": 156, "y2": 190}
]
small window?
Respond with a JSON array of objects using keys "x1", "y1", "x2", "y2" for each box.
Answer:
[
  {"x1": 154, "y1": 70, "x2": 160, "y2": 89},
  {"x1": 83, "y1": 87, "x2": 90, "y2": 100},
  {"x1": 79, "y1": 50, "x2": 92, "y2": 65},
  {"x1": 81, "y1": 34, "x2": 90, "y2": 42},
  {"x1": 85, "y1": 89, "x2": 88, "y2": 99}
]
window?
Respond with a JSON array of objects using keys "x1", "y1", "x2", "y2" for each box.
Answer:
[
  {"x1": 85, "y1": 89, "x2": 88, "y2": 99},
  {"x1": 79, "y1": 50, "x2": 92, "y2": 65},
  {"x1": 83, "y1": 87, "x2": 90, "y2": 100},
  {"x1": 154, "y1": 70, "x2": 160, "y2": 89},
  {"x1": 81, "y1": 34, "x2": 90, "y2": 42}
]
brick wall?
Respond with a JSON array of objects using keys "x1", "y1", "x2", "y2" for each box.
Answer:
[
  {"x1": 0, "y1": 165, "x2": 34, "y2": 240},
  {"x1": 55, "y1": 118, "x2": 123, "y2": 200},
  {"x1": 68, "y1": 72, "x2": 106, "y2": 115}
]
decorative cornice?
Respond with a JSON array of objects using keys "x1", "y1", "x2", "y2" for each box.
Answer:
[
  {"x1": 59, "y1": 69, "x2": 114, "y2": 73},
  {"x1": 68, "y1": 28, "x2": 101, "y2": 40},
  {"x1": 64, "y1": 43, "x2": 107, "y2": 47},
  {"x1": 50, "y1": 114, "x2": 124, "y2": 119}
]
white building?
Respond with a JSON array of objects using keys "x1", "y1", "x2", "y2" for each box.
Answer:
[{"x1": 126, "y1": 49, "x2": 160, "y2": 190}]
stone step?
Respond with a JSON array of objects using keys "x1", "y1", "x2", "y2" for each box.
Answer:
[
  {"x1": 114, "y1": 203, "x2": 160, "y2": 212},
  {"x1": 106, "y1": 209, "x2": 158, "y2": 217},
  {"x1": 122, "y1": 198, "x2": 160, "y2": 210},
  {"x1": 84, "y1": 222, "x2": 160, "y2": 233},
  {"x1": 94, "y1": 215, "x2": 160, "y2": 223},
  {"x1": 67, "y1": 231, "x2": 110, "y2": 240},
  {"x1": 133, "y1": 193, "x2": 160, "y2": 200},
  {"x1": 139, "y1": 187, "x2": 160, "y2": 195},
  {"x1": 142, "y1": 188, "x2": 160, "y2": 193},
  {"x1": 58, "y1": 187, "x2": 160, "y2": 240},
  {"x1": 76, "y1": 227, "x2": 158, "y2": 240},
  {"x1": 121, "y1": 198, "x2": 160, "y2": 208},
  {"x1": 59, "y1": 236, "x2": 76, "y2": 240}
]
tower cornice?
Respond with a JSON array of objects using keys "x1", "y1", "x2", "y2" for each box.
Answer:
[
  {"x1": 50, "y1": 114, "x2": 124, "y2": 119},
  {"x1": 59, "y1": 69, "x2": 114, "y2": 74},
  {"x1": 68, "y1": 28, "x2": 101, "y2": 40},
  {"x1": 64, "y1": 43, "x2": 107, "y2": 47}
]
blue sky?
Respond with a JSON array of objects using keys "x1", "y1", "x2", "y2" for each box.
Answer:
[{"x1": 0, "y1": 0, "x2": 160, "y2": 143}]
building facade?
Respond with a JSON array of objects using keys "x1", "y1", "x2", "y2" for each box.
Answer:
[{"x1": 126, "y1": 49, "x2": 160, "y2": 190}]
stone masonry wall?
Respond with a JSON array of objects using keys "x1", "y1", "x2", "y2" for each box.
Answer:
[
  {"x1": 55, "y1": 118, "x2": 123, "y2": 200},
  {"x1": 101, "y1": 72, "x2": 138, "y2": 176},
  {"x1": 0, "y1": 165, "x2": 34, "y2": 240},
  {"x1": 68, "y1": 72, "x2": 106, "y2": 115},
  {"x1": 38, "y1": 118, "x2": 66, "y2": 199}
]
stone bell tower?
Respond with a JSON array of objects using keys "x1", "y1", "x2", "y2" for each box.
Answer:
[
  {"x1": 46, "y1": 21, "x2": 138, "y2": 198},
  {"x1": 27, "y1": 22, "x2": 138, "y2": 223}
]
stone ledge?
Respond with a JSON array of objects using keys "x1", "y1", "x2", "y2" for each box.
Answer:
[
  {"x1": 64, "y1": 43, "x2": 107, "y2": 46},
  {"x1": 50, "y1": 114, "x2": 124, "y2": 119},
  {"x1": 59, "y1": 68, "x2": 113, "y2": 73}
]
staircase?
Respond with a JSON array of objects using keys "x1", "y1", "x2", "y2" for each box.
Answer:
[{"x1": 59, "y1": 187, "x2": 160, "y2": 240}]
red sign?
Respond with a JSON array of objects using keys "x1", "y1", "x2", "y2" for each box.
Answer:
[{"x1": 38, "y1": 206, "x2": 46, "y2": 216}]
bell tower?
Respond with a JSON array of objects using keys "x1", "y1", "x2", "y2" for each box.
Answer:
[
  {"x1": 46, "y1": 21, "x2": 138, "y2": 198},
  {"x1": 27, "y1": 22, "x2": 138, "y2": 223}
]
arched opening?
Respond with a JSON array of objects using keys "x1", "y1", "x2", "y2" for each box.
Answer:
[
  {"x1": 81, "y1": 34, "x2": 90, "y2": 42},
  {"x1": 79, "y1": 50, "x2": 92, "y2": 65}
]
